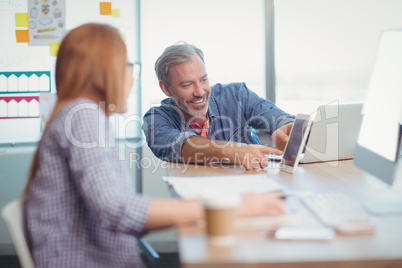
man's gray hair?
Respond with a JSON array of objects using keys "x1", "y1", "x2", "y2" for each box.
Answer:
[{"x1": 155, "y1": 42, "x2": 205, "y2": 85}]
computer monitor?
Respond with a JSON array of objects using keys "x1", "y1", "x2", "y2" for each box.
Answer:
[{"x1": 354, "y1": 30, "x2": 402, "y2": 185}]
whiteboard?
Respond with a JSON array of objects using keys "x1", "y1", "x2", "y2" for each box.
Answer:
[{"x1": 0, "y1": 0, "x2": 140, "y2": 144}]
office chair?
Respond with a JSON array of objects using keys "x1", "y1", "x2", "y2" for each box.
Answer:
[{"x1": 1, "y1": 199, "x2": 35, "y2": 268}]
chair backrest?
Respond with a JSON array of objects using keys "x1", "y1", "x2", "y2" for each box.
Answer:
[{"x1": 1, "y1": 199, "x2": 35, "y2": 268}]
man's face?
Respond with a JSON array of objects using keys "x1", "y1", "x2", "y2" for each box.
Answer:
[{"x1": 163, "y1": 55, "x2": 210, "y2": 120}]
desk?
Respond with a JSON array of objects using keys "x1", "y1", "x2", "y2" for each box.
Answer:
[{"x1": 166, "y1": 160, "x2": 402, "y2": 267}]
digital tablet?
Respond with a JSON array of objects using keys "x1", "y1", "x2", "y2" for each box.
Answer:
[{"x1": 279, "y1": 114, "x2": 313, "y2": 174}]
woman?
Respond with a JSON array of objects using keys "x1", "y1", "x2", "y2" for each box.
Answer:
[{"x1": 24, "y1": 23, "x2": 284, "y2": 267}]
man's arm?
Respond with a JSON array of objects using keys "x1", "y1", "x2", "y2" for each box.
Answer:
[
  {"x1": 234, "y1": 83, "x2": 294, "y2": 148},
  {"x1": 181, "y1": 136, "x2": 282, "y2": 170},
  {"x1": 142, "y1": 104, "x2": 198, "y2": 162}
]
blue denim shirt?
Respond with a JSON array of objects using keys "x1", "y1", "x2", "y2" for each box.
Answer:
[{"x1": 142, "y1": 82, "x2": 294, "y2": 162}]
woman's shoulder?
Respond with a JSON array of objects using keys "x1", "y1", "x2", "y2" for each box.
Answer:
[
  {"x1": 46, "y1": 98, "x2": 104, "y2": 145},
  {"x1": 59, "y1": 97, "x2": 100, "y2": 119},
  {"x1": 54, "y1": 98, "x2": 102, "y2": 125}
]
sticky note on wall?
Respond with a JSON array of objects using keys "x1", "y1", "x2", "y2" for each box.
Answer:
[
  {"x1": 100, "y1": 2, "x2": 112, "y2": 15},
  {"x1": 112, "y1": 9, "x2": 120, "y2": 17},
  {"x1": 49, "y1": 42, "x2": 61, "y2": 56},
  {"x1": 16, "y1": 30, "x2": 30, "y2": 43},
  {"x1": 15, "y1": 13, "x2": 29, "y2": 27}
]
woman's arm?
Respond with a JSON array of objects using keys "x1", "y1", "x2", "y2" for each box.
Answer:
[
  {"x1": 144, "y1": 193, "x2": 284, "y2": 231},
  {"x1": 144, "y1": 199, "x2": 204, "y2": 230}
]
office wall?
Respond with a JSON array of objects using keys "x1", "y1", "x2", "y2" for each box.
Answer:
[
  {"x1": 0, "y1": 0, "x2": 141, "y2": 144},
  {"x1": 0, "y1": 149, "x2": 34, "y2": 244}
]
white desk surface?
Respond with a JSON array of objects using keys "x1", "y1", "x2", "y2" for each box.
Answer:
[{"x1": 166, "y1": 160, "x2": 402, "y2": 268}]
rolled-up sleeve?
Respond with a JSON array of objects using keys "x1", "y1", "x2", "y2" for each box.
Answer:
[
  {"x1": 238, "y1": 83, "x2": 295, "y2": 133},
  {"x1": 142, "y1": 105, "x2": 197, "y2": 162}
]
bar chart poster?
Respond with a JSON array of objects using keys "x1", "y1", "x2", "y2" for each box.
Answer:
[
  {"x1": 28, "y1": 0, "x2": 66, "y2": 46},
  {"x1": 0, "y1": 71, "x2": 51, "y2": 94},
  {"x1": 0, "y1": 96, "x2": 39, "y2": 119},
  {"x1": 0, "y1": 96, "x2": 41, "y2": 143}
]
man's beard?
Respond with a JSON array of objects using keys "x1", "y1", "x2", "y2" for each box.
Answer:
[{"x1": 172, "y1": 95, "x2": 208, "y2": 118}]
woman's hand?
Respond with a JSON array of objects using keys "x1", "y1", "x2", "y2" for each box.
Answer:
[{"x1": 236, "y1": 193, "x2": 284, "y2": 217}]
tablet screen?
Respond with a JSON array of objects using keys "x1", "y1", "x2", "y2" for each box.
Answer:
[{"x1": 280, "y1": 114, "x2": 312, "y2": 173}]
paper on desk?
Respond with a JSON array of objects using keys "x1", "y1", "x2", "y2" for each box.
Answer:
[{"x1": 162, "y1": 174, "x2": 284, "y2": 199}]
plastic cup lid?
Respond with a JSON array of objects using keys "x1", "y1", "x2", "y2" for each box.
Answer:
[{"x1": 202, "y1": 191, "x2": 241, "y2": 209}]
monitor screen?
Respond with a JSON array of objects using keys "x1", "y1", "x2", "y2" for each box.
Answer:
[{"x1": 354, "y1": 30, "x2": 402, "y2": 185}]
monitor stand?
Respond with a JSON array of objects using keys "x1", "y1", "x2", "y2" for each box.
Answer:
[
  {"x1": 359, "y1": 158, "x2": 402, "y2": 215},
  {"x1": 360, "y1": 192, "x2": 402, "y2": 215}
]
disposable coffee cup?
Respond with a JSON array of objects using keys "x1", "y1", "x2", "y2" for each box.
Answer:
[{"x1": 202, "y1": 193, "x2": 240, "y2": 245}]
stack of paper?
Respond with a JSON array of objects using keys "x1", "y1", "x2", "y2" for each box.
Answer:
[{"x1": 162, "y1": 174, "x2": 284, "y2": 199}]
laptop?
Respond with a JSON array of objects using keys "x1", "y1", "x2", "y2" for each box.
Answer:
[
  {"x1": 300, "y1": 103, "x2": 363, "y2": 163},
  {"x1": 266, "y1": 103, "x2": 363, "y2": 164}
]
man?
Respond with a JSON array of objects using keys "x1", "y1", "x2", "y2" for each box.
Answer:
[{"x1": 142, "y1": 43, "x2": 294, "y2": 170}]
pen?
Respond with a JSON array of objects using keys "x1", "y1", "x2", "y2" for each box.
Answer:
[{"x1": 272, "y1": 191, "x2": 287, "y2": 199}]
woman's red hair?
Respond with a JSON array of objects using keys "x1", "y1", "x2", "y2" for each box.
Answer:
[{"x1": 23, "y1": 23, "x2": 127, "y2": 197}]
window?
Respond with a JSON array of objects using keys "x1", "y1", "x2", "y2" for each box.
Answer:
[{"x1": 275, "y1": 0, "x2": 402, "y2": 115}]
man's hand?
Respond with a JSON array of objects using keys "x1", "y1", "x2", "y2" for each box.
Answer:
[
  {"x1": 182, "y1": 136, "x2": 282, "y2": 170},
  {"x1": 228, "y1": 143, "x2": 282, "y2": 170},
  {"x1": 272, "y1": 123, "x2": 293, "y2": 151}
]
